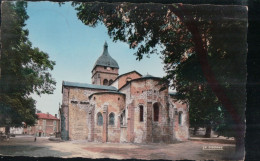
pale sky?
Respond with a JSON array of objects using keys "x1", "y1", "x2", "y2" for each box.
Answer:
[{"x1": 26, "y1": 2, "x2": 166, "y2": 116}]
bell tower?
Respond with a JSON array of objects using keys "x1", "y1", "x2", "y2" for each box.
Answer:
[{"x1": 91, "y1": 42, "x2": 119, "y2": 85}]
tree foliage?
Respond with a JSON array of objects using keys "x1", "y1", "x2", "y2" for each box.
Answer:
[{"x1": 0, "y1": 2, "x2": 56, "y2": 127}]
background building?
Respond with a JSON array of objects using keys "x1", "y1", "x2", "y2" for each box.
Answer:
[{"x1": 26, "y1": 113, "x2": 60, "y2": 137}]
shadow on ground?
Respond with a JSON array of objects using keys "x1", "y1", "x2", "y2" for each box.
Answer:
[{"x1": 0, "y1": 145, "x2": 71, "y2": 157}]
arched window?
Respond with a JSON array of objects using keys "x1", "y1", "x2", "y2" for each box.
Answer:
[
  {"x1": 109, "y1": 79, "x2": 113, "y2": 85},
  {"x1": 153, "y1": 103, "x2": 159, "y2": 122},
  {"x1": 103, "y1": 79, "x2": 108, "y2": 85},
  {"x1": 97, "y1": 112, "x2": 103, "y2": 126},
  {"x1": 109, "y1": 113, "x2": 115, "y2": 125},
  {"x1": 139, "y1": 105, "x2": 144, "y2": 122},
  {"x1": 178, "y1": 112, "x2": 183, "y2": 125}
]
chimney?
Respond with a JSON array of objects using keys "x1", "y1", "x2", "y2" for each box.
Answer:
[
  {"x1": 55, "y1": 114, "x2": 57, "y2": 118},
  {"x1": 47, "y1": 112, "x2": 49, "y2": 118}
]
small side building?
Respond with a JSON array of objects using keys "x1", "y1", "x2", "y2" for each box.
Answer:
[{"x1": 26, "y1": 113, "x2": 60, "y2": 137}]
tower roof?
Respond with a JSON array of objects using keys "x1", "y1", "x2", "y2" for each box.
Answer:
[{"x1": 92, "y1": 42, "x2": 119, "y2": 71}]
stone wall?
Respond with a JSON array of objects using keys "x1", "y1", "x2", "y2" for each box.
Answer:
[
  {"x1": 92, "y1": 66, "x2": 119, "y2": 85},
  {"x1": 117, "y1": 72, "x2": 142, "y2": 89},
  {"x1": 170, "y1": 98, "x2": 189, "y2": 141},
  {"x1": 119, "y1": 78, "x2": 174, "y2": 143},
  {"x1": 92, "y1": 66, "x2": 119, "y2": 76},
  {"x1": 68, "y1": 88, "x2": 110, "y2": 140},
  {"x1": 96, "y1": 72, "x2": 119, "y2": 85},
  {"x1": 61, "y1": 87, "x2": 69, "y2": 140},
  {"x1": 61, "y1": 86, "x2": 109, "y2": 140},
  {"x1": 120, "y1": 126, "x2": 127, "y2": 142},
  {"x1": 110, "y1": 79, "x2": 119, "y2": 89},
  {"x1": 132, "y1": 79, "x2": 172, "y2": 143},
  {"x1": 60, "y1": 105, "x2": 69, "y2": 140},
  {"x1": 69, "y1": 103, "x2": 88, "y2": 140}
]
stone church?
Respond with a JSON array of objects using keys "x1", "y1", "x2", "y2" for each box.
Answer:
[{"x1": 60, "y1": 42, "x2": 189, "y2": 143}]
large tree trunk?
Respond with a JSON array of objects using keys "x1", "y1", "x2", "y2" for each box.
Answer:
[{"x1": 204, "y1": 126, "x2": 212, "y2": 138}]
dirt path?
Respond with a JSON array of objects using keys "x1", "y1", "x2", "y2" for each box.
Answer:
[{"x1": 0, "y1": 135, "x2": 239, "y2": 160}]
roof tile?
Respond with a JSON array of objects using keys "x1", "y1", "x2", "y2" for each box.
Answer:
[
  {"x1": 63, "y1": 81, "x2": 117, "y2": 91},
  {"x1": 37, "y1": 113, "x2": 59, "y2": 120}
]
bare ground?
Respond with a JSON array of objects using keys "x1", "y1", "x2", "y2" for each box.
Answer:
[{"x1": 0, "y1": 135, "x2": 242, "y2": 160}]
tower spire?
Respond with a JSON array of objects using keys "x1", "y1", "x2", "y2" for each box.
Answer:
[{"x1": 103, "y1": 41, "x2": 108, "y2": 55}]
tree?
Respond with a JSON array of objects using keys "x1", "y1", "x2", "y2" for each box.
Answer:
[
  {"x1": 72, "y1": 2, "x2": 247, "y2": 157},
  {"x1": 172, "y1": 53, "x2": 223, "y2": 138},
  {"x1": 0, "y1": 2, "x2": 56, "y2": 129}
]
